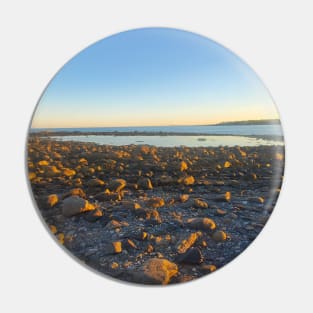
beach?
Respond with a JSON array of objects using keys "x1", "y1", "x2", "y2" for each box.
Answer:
[{"x1": 27, "y1": 135, "x2": 284, "y2": 284}]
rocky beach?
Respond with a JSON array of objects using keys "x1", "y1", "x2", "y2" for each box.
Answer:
[{"x1": 27, "y1": 135, "x2": 284, "y2": 285}]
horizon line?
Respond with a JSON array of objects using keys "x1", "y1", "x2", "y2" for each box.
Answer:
[{"x1": 31, "y1": 118, "x2": 280, "y2": 129}]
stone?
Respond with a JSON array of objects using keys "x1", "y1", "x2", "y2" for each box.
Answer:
[
  {"x1": 63, "y1": 168, "x2": 76, "y2": 177},
  {"x1": 180, "y1": 161, "x2": 188, "y2": 171},
  {"x1": 176, "y1": 247, "x2": 204, "y2": 265},
  {"x1": 147, "y1": 197, "x2": 165, "y2": 208},
  {"x1": 186, "y1": 218, "x2": 216, "y2": 231},
  {"x1": 224, "y1": 161, "x2": 231, "y2": 168},
  {"x1": 193, "y1": 198, "x2": 209, "y2": 209},
  {"x1": 182, "y1": 175, "x2": 195, "y2": 185},
  {"x1": 137, "y1": 177, "x2": 153, "y2": 189},
  {"x1": 142, "y1": 258, "x2": 178, "y2": 285},
  {"x1": 212, "y1": 230, "x2": 227, "y2": 242},
  {"x1": 87, "y1": 178, "x2": 105, "y2": 188},
  {"x1": 62, "y1": 196, "x2": 95, "y2": 217},
  {"x1": 180, "y1": 194, "x2": 189, "y2": 202},
  {"x1": 47, "y1": 194, "x2": 58, "y2": 208},
  {"x1": 176, "y1": 232, "x2": 199, "y2": 254},
  {"x1": 107, "y1": 179, "x2": 127, "y2": 192},
  {"x1": 83, "y1": 208, "x2": 103, "y2": 222}
]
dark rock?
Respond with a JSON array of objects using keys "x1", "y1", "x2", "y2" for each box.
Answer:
[{"x1": 176, "y1": 247, "x2": 204, "y2": 265}]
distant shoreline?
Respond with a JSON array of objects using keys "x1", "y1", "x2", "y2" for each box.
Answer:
[{"x1": 29, "y1": 131, "x2": 284, "y2": 142}]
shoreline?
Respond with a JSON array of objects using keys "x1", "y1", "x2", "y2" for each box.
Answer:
[
  {"x1": 29, "y1": 131, "x2": 284, "y2": 142},
  {"x1": 27, "y1": 138, "x2": 284, "y2": 284}
]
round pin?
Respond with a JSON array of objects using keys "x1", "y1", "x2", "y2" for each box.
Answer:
[{"x1": 27, "y1": 27, "x2": 284, "y2": 285}]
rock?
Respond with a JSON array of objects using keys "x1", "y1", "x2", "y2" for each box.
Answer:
[
  {"x1": 176, "y1": 247, "x2": 204, "y2": 265},
  {"x1": 49, "y1": 225, "x2": 57, "y2": 234},
  {"x1": 180, "y1": 194, "x2": 189, "y2": 202},
  {"x1": 193, "y1": 198, "x2": 208, "y2": 209},
  {"x1": 186, "y1": 218, "x2": 216, "y2": 231},
  {"x1": 63, "y1": 168, "x2": 76, "y2": 177},
  {"x1": 62, "y1": 196, "x2": 95, "y2": 217},
  {"x1": 137, "y1": 177, "x2": 153, "y2": 189},
  {"x1": 212, "y1": 230, "x2": 227, "y2": 242},
  {"x1": 87, "y1": 178, "x2": 105, "y2": 188},
  {"x1": 224, "y1": 161, "x2": 231, "y2": 168},
  {"x1": 28, "y1": 172, "x2": 36, "y2": 180},
  {"x1": 83, "y1": 208, "x2": 103, "y2": 222},
  {"x1": 47, "y1": 194, "x2": 58, "y2": 208},
  {"x1": 112, "y1": 241, "x2": 122, "y2": 253},
  {"x1": 94, "y1": 191, "x2": 122, "y2": 201},
  {"x1": 103, "y1": 241, "x2": 123, "y2": 254},
  {"x1": 38, "y1": 160, "x2": 49, "y2": 166},
  {"x1": 142, "y1": 258, "x2": 178, "y2": 285},
  {"x1": 107, "y1": 179, "x2": 126, "y2": 192},
  {"x1": 182, "y1": 175, "x2": 195, "y2": 185},
  {"x1": 180, "y1": 161, "x2": 188, "y2": 171},
  {"x1": 147, "y1": 197, "x2": 165, "y2": 208},
  {"x1": 145, "y1": 209, "x2": 162, "y2": 224},
  {"x1": 63, "y1": 188, "x2": 86, "y2": 199},
  {"x1": 176, "y1": 232, "x2": 199, "y2": 254},
  {"x1": 120, "y1": 200, "x2": 141, "y2": 210},
  {"x1": 215, "y1": 208, "x2": 227, "y2": 216}
]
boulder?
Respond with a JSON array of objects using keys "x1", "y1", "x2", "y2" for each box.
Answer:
[{"x1": 62, "y1": 196, "x2": 95, "y2": 217}]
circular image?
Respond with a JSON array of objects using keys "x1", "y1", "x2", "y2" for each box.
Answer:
[{"x1": 27, "y1": 28, "x2": 284, "y2": 285}]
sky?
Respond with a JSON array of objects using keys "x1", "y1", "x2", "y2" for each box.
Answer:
[{"x1": 31, "y1": 28, "x2": 279, "y2": 128}]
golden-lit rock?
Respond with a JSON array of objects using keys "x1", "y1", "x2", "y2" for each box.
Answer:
[
  {"x1": 187, "y1": 217, "x2": 216, "y2": 231},
  {"x1": 193, "y1": 198, "x2": 208, "y2": 209},
  {"x1": 111, "y1": 262, "x2": 119, "y2": 269},
  {"x1": 28, "y1": 172, "x2": 36, "y2": 180},
  {"x1": 180, "y1": 161, "x2": 188, "y2": 171},
  {"x1": 49, "y1": 225, "x2": 57, "y2": 234},
  {"x1": 38, "y1": 160, "x2": 49, "y2": 166},
  {"x1": 57, "y1": 233, "x2": 65, "y2": 244},
  {"x1": 63, "y1": 168, "x2": 76, "y2": 177},
  {"x1": 182, "y1": 175, "x2": 195, "y2": 185},
  {"x1": 47, "y1": 194, "x2": 58, "y2": 207},
  {"x1": 112, "y1": 241, "x2": 122, "y2": 253},
  {"x1": 87, "y1": 178, "x2": 105, "y2": 187},
  {"x1": 180, "y1": 194, "x2": 189, "y2": 202},
  {"x1": 177, "y1": 232, "x2": 198, "y2": 254},
  {"x1": 225, "y1": 191, "x2": 231, "y2": 201},
  {"x1": 143, "y1": 258, "x2": 178, "y2": 285},
  {"x1": 224, "y1": 161, "x2": 231, "y2": 168}
]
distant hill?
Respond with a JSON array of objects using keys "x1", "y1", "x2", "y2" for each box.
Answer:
[{"x1": 212, "y1": 119, "x2": 280, "y2": 126}]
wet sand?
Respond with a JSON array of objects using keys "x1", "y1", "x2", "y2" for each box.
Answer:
[{"x1": 27, "y1": 136, "x2": 284, "y2": 285}]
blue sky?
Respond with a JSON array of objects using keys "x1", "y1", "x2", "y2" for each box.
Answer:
[{"x1": 32, "y1": 28, "x2": 278, "y2": 128}]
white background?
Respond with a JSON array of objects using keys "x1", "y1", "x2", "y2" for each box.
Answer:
[{"x1": 0, "y1": 0, "x2": 312, "y2": 312}]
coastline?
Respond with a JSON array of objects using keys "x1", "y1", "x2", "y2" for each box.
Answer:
[{"x1": 29, "y1": 130, "x2": 284, "y2": 142}]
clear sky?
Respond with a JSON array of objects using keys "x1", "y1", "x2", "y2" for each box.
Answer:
[{"x1": 31, "y1": 28, "x2": 279, "y2": 128}]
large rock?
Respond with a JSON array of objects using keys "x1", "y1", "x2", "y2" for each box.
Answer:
[
  {"x1": 141, "y1": 258, "x2": 178, "y2": 285},
  {"x1": 62, "y1": 196, "x2": 95, "y2": 217}
]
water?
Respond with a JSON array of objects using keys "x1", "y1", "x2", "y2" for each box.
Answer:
[
  {"x1": 49, "y1": 135, "x2": 283, "y2": 147},
  {"x1": 32, "y1": 124, "x2": 283, "y2": 136}
]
